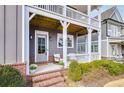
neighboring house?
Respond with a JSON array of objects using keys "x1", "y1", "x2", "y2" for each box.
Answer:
[
  {"x1": 0, "y1": 5, "x2": 101, "y2": 75},
  {"x1": 101, "y1": 6, "x2": 124, "y2": 60}
]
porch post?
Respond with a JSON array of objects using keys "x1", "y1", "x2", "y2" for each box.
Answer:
[
  {"x1": 87, "y1": 5, "x2": 92, "y2": 62},
  {"x1": 87, "y1": 28, "x2": 92, "y2": 62},
  {"x1": 24, "y1": 6, "x2": 30, "y2": 75},
  {"x1": 60, "y1": 21, "x2": 70, "y2": 68},
  {"x1": 98, "y1": 7, "x2": 101, "y2": 60}
]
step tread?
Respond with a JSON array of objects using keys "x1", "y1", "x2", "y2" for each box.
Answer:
[
  {"x1": 33, "y1": 76, "x2": 64, "y2": 87},
  {"x1": 32, "y1": 72, "x2": 62, "y2": 82},
  {"x1": 50, "y1": 82, "x2": 67, "y2": 87}
]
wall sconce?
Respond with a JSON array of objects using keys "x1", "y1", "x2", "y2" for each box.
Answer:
[{"x1": 30, "y1": 35, "x2": 33, "y2": 40}]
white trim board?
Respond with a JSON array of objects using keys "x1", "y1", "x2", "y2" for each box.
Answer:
[{"x1": 35, "y1": 30, "x2": 49, "y2": 62}]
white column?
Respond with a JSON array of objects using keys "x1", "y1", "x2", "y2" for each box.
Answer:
[
  {"x1": 87, "y1": 5, "x2": 92, "y2": 62},
  {"x1": 87, "y1": 28, "x2": 92, "y2": 62},
  {"x1": 98, "y1": 30, "x2": 101, "y2": 60},
  {"x1": 63, "y1": 5, "x2": 66, "y2": 16},
  {"x1": 24, "y1": 7, "x2": 30, "y2": 75},
  {"x1": 60, "y1": 21, "x2": 70, "y2": 68},
  {"x1": 98, "y1": 7, "x2": 101, "y2": 60},
  {"x1": 88, "y1": 5, "x2": 91, "y2": 24}
]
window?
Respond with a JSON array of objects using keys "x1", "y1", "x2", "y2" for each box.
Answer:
[
  {"x1": 77, "y1": 43, "x2": 87, "y2": 53},
  {"x1": 91, "y1": 42, "x2": 98, "y2": 53},
  {"x1": 57, "y1": 33, "x2": 74, "y2": 48},
  {"x1": 37, "y1": 37, "x2": 46, "y2": 54},
  {"x1": 108, "y1": 24, "x2": 119, "y2": 37},
  {"x1": 77, "y1": 36, "x2": 87, "y2": 53}
]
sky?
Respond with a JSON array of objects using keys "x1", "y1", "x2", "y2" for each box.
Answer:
[{"x1": 101, "y1": 5, "x2": 124, "y2": 20}]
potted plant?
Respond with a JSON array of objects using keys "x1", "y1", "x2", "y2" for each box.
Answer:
[{"x1": 29, "y1": 64, "x2": 38, "y2": 74}]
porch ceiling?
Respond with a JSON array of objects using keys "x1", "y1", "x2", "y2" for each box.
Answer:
[{"x1": 30, "y1": 15, "x2": 87, "y2": 34}]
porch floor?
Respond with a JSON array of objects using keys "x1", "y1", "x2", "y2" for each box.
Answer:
[{"x1": 34, "y1": 63, "x2": 63, "y2": 74}]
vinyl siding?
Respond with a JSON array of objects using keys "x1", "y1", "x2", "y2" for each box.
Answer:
[
  {"x1": 0, "y1": 6, "x2": 4, "y2": 64},
  {"x1": 0, "y1": 5, "x2": 22, "y2": 64},
  {"x1": 30, "y1": 25, "x2": 77, "y2": 62}
]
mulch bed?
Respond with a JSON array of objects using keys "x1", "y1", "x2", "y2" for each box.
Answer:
[{"x1": 65, "y1": 69, "x2": 124, "y2": 87}]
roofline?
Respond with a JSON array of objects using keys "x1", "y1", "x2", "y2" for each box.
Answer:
[{"x1": 102, "y1": 18, "x2": 124, "y2": 25}]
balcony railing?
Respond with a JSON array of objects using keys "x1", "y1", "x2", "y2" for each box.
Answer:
[
  {"x1": 34, "y1": 5, "x2": 64, "y2": 15},
  {"x1": 66, "y1": 7, "x2": 88, "y2": 24},
  {"x1": 32, "y1": 5, "x2": 99, "y2": 28},
  {"x1": 91, "y1": 18, "x2": 99, "y2": 28}
]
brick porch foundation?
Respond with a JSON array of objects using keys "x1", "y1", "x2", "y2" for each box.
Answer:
[
  {"x1": 0, "y1": 63, "x2": 26, "y2": 77},
  {"x1": 27, "y1": 68, "x2": 67, "y2": 87}
]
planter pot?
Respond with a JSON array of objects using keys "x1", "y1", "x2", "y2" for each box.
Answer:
[{"x1": 30, "y1": 69, "x2": 36, "y2": 74}]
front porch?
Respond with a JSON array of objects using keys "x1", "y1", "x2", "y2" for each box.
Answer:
[
  {"x1": 29, "y1": 15, "x2": 100, "y2": 62},
  {"x1": 24, "y1": 5, "x2": 101, "y2": 75}
]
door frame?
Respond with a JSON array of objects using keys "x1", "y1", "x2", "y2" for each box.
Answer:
[{"x1": 35, "y1": 30, "x2": 49, "y2": 62}]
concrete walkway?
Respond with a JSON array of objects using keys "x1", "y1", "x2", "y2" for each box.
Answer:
[
  {"x1": 34, "y1": 63, "x2": 63, "y2": 74},
  {"x1": 104, "y1": 79, "x2": 124, "y2": 87}
]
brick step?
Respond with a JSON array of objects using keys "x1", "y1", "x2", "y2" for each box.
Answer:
[
  {"x1": 50, "y1": 82, "x2": 67, "y2": 87},
  {"x1": 32, "y1": 72, "x2": 62, "y2": 83},
  {"x1": 33, "y1": 76, "x2": 65, "y2": 87}
]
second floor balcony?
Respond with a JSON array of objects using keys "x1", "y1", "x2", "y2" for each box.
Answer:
[{"x1": 30, "y1": 5, "x2": 100, "y2": 29}]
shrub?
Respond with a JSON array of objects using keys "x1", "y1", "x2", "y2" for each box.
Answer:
[
  {"x1": 68, "y1": 60, "x2": 82, "y2": 81},
  {"x1": 0, "y1": 66, "x2": 25, "y2": 87},
  {"x1": 106, "y1": 62, "x2": 124, "y2": 75},
  {"x1": 80, "y1": 60, "x2": 124, "y2": 76},
  {"x1": 30, "y1": 64, "x2": 38, "y2": 70},
  {"x1": 80, "y1": 63, "x2": 91, "y2": 74}
]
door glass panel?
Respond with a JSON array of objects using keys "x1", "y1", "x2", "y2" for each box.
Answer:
[{"x1": 38, "y1": 37, "x2": 46, "y2": 54}]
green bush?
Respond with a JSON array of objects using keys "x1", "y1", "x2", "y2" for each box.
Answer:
[
  {"x1": 80, "y1": 60, "x2": 124, "y2": 76},
  {"x1": 0, "y1": 66, "x2": 25, "y2": 87},
  {"x1": 80, "y1": 63, "x2": 91, "y2": 74},
  {"x1": 106, "y1": 62, "x2": 124, "y2": 75},
  {"x1": 68, "y1": 60, "x2": 124, "y2": 82},
  {"x1": 30, "y1": 64, "x2": 38, "y2": 70},
  {"x1": 68, "y1": 60, "x2": 82, "y2": 81}
]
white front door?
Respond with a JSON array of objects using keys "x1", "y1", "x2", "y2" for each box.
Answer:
[{"x1": 35, "y1": 31, "x2": 49, "y2": 62}]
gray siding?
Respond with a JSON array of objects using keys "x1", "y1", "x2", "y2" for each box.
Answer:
[
  {"x1": 0, "y1": 5, "x2": 22, "y2": 64},
  {"x1": 0, "y1": 6, "x2": 4, "y2": 64},
  {"x1": 111, "y1": 13, "x2": 118, "y2": 20},
  {"x1": 101, "y1": 23, "x2": 107, "y2": 40},
  {"x1": 30, "y1": 25, "x2": 77, "y2": 62}
]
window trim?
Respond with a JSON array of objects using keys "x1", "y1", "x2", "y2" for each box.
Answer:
[
  {"x1": 91, "y1": 41, "x2": 98, "y2": 53},
  {"x1": 108, "y1": 24, "x2": 119, "y2": 37},
  {"x1": 57, "y1": 33, "x2": 74, "y2": 48}
]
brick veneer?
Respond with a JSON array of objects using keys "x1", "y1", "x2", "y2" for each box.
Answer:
[{"x1": 0, "y1": 63, "x2": 26, "y2": 77}]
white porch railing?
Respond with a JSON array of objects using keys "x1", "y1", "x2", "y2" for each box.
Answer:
[
  {"x1": 34, "y1": 5, "x2": 64, "y2": 15},
  {"x1": 91, "y1": 53, "x2": 99, "y2": 61},
  {"x1": 66, "y1": 7, "x2": 88, "y2": 24},
  {"x1": 91, "y1": 18, "x2": 99, "y2": 28},
  {"x1": 67, "y1": 53, "x2": 89, "y2": 62},
  {"x1": 32, "y1": 5, "x2": 99, "y2": 28}
]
